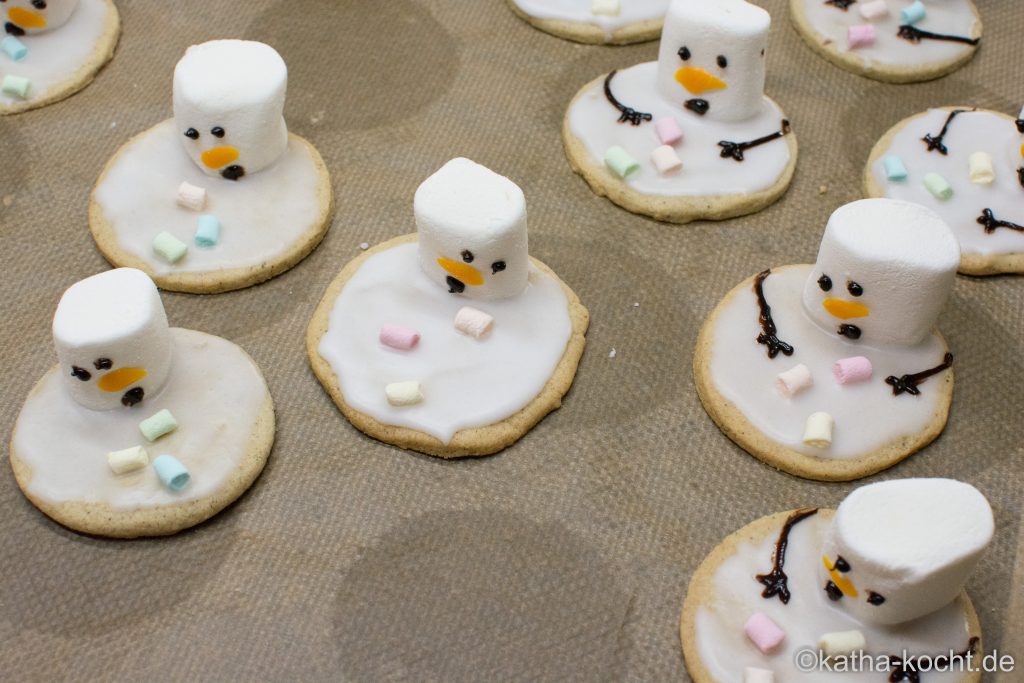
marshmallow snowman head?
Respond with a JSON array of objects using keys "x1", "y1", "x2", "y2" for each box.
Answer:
[
  {"x1": 655, "y1": 0, "x2": 770, "y2": 122},
  {"x1": 52, "y1": 268, "x2": 173, "y2": 411},
  {"x1": 802, "y1": 199, "x2": 960, "y2": 347},
  {"x1": 820, "y1": 478, "x2": 993, "y2": 626},
  {"x1": 173, "y1": 40, "x2": 289, "y2": 181},
  {"x1": 415, "y1": 158, "x2": 529, "y2": 301},
  {"x1": 4, "y1": 0, "x2": 78, "y2": 34}
]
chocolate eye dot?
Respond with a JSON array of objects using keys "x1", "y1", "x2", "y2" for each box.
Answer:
[
  {"x1": 94, "y1": 358, "x2": 113, "y2": 370},
  {"x1": 847, "y1": 281, "x2": 864, "y2": 297},
  {"x1": 461, "y1": 250, "x2": 474, "y2": 263},
  {"x1": 678, "y1": 46, "x2": 691, "y2": 61},
  {"x1": 211, "y1": 126, "x2": 225, "y2": 138},
  {"x1": 491, "y1": 260, "x2": 506, "y2": 274},
  {"x1": 184, "y1": 128, "x2": 199, "y2": 140},
  {"x1": 71, "y1": 366, "x2": 91, "y2": 382},
  {"x1": 717, "y1": 55, "x2": 728, "y2": 68},
  {"x1": 818, "y1": 274, "x2": 833, "y2": 292}
]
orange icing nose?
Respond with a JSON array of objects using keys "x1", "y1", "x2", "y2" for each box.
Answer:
[
  {"x1": 822, "y1": 556, "x2": 859, "y2": 598},
  {"x1": 823, "y1": 298, "x2": 870, "y2": 320},
  {"x1": 97, "y1": 367, "x2": 147, "y2": 393},
  {"x1": 8, "y1": 7, "x2": 47, "y2": 29},
  {"x1": 674, "y1": 67, "x2": 727, "y2": 95},
  {"x1": 201, "y1": 146, "x2": 240, "y2": 169},
  {"x1": 437, "y1": 257, "x2": 484, "y2": 286}
]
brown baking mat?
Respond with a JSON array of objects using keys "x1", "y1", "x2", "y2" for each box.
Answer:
[{"x1": 1, "y1": 0, "x2": 1021, "y2": 680}]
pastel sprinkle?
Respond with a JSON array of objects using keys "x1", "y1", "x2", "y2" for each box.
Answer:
[
  {"x1": 1, "y1": 36, "x2": 28, "y2": 62},
  {"x1": 139, "y1": 408, "x2": 178, "y2": 442},
  {"x1": 2, "y1": 74, "x2": 31, "y2": 99},
  {"x1": 923, "y1": 172, "x2": 953, "y2": 200},
  {"x1": 153, "y1": 231, "x2": 188, "y2": 263},
  {"x1": 654, "y1": 117, "x2": 683, "y2": 145},
  {"x1": 107, "y1": 446, "x2": 149, "y2": 475},
  {"x1": 883, "y1": 155, "x2": 908, "y2": 181},
  {"x1": 900, "y1": 1, "x2": 926, "y2": 25},
  {"x1": 591, "y1": 0, "x2": 620, "y2": 16},
  {"x1": 605, "y1": 146, "x2": 639, "y2": 179},
  {"x1": 195, "y1": 214, "x2": 221, "y2": 248},
  {"x1": 153, "y1": 455, "x2": 190, "y2": 492}
]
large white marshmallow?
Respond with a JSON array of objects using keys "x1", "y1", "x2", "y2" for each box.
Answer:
[
  {"x1": 802, "y1": 199, "x2": 960, "y2": 347},
  {"x1": 173, "y1": 40, "x2": 288, "y2": 180},
  {"x1": 820, "y1": 478, "x2": 993, "y2": 626},
  {"x1": 415, "y1": 158, "x2": 529, "y2": 301},
  {"x1": 4, "y1": 0, "x2": 78, "y2": 34},
  {"x1": 52, "y1": 268, "x2": 172, "y2": 411},
  {"x1": 656, "y1": 0, "x2": 769, "y2": 122}
]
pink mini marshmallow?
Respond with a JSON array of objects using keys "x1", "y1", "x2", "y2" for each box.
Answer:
[
  {"x1": 744, "y1": 612, "x2": 785, "y2": 654},
  {"x1": 654, "y1": 117, "x2": 683, "y2": 145},
  {"x1": 379, "y1": 324, "x2": 420, "y2": 350},
  {"x1": 454, "y1": 306, "x2": 494, "y2": 339},
  {"x1": 176, "y1": 181, "x2": 207, "y2": 211},
  {"x1": 833, "y1": 356, "x2": 873, "y2": 385},
  {"x1": 776, "y1": 364, "x2": 812, "y2": 398},
  {"x1": 848, "y1": 24, "x2": 876, "y2": 49},
  {"x1": 859, "y1": 0, "x2": 889, "y2": 21},
  {"x1": 651, "y1": 145, "x2": 683, "y2": 175}
]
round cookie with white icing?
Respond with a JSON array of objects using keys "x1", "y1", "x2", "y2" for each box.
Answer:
[
  {"x1": 308, "y1": 158, "x2": 588, "y2": 458},
  {"x1": 865, "y1": 106, "x2": 1024, "y2": 275},
  {"x1": 563, "y1": 0, "x2": 797, "y2": 224},
  {"x1": 506, "y1": 0, "x2": 668, "y2": 45},
  {"x1": 89, "y1": 39, "x2": 333, "y2": 294},
  {"x1": 790, "y1": 0, "x2": 981, "y2": 83},
  {"x1": 9, "y1": 268, "x2": 275, "y2": 538},
  {"x1": 694, "y1": 199, "x2": 959, "y2": 481},
  {"x1": 681, "y1": 478, "x2": 991, "y2": 683},
  {"x1": 0, "y1": 0, "x2": 119, "y2": 115}
]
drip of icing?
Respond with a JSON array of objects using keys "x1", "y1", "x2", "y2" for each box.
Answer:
[{"x1": 510, "y1": 0, "x2": 669, "y2": 40}]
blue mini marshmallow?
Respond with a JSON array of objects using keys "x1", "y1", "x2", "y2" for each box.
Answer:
[
  {"x1": 195, "y1": 214, "x2": 221, "y2": 248},
  {"x1": 1, "y1": 36, "x2": 28, "y2": 62},
  {"x1": 883, "y1": 155, "x2": 908, "y2": 181},
  {"x1": 900, "y1": 1, "x2": 926, "y2": 25},
  {"x1": 153, "y1": 455, "x2": 190, "y2": 492}
]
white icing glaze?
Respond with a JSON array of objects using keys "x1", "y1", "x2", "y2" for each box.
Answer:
[
  {"x1": 695, "y1": 511, "x2": 974, "y2": 682},
  {"x1": 511, "y1": 0, "x2": 668, "y2": 39},
  {"x1": 706, "y1": 265, "x2": 949, "y2": 459},
  {"x1": 93, "y1": 119, "x2": 323, "y2": 276},
  {"x1": 318, "y1": 241, "x2": 571, "y2": 444},
  {"x1": 0, "y1": 0, "x2": 110, "y2": 108},
  {"x1": 567, "y1": 62, "x2": 792, "y2": 196},
  {"x1": 870, "y1": 109, "x2": 1024, "y2": 259},
  {"x1": 797, "y1": 0, "x2": 979, "y2": 69},
  {"x1": 12, "y1": 328, "x2": 269, "y2": 509}
]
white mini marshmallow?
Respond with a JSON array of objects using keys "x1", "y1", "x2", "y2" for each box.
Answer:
[
  {"x1": 454, "y1": 306, "x2": 495, "y2": 339},
  {"x1": 591, "y1": 0, "x2": 620, "y2": 16},
  {"x1": 821, "y1": 478, "x2": 993, "y2": 626},
  {"x1": 415, "y1": 158, "x2": 529, "y2": 301},
  {"x1": 802, "y1": 199, "x2": 959, "y2": 347},
  {"x1": 107, "y1": 446, "x2": 149, "y2": 475},
  {"x1": 818, "y1": 630, "x2": 866, "y2": 657},
  {"x1": 4, "y1": 0, "x2": 78, "y2": 34},
  {"x1": 803, "y1": 411, "x2": 833, "y2": 448},
  {"x1": 173, "y1": 40, "x2": 288, "y2": 179},
  {"x1": 968, "y1": 152, "x2": 995, "y2": 185},
  {"x1": 656, "y1": 0, "x2": 770, "y2": 123},
  {"x1": 53, "y1": 268, "x2": 172, "y2": 411},
  {"x1": 385, "y1": 381, "x2": 424, "y2": 407},
  {"x1": 744, "y1": 668, "x2": 774, "y2": 683},
  {"x1": 176, "y1": 181, "x2": 207, "y2": 211}
]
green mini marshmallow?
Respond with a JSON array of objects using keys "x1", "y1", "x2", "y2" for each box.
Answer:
[
  {"x1": 2, "y1": 74, "x2": 31, "y2": 99},
  {"x1": 153, "y1": 231, "x2": 188, "y2": 263},
  {"x1": 923, "y1": 173, "x2": 953, "y2": 200},
  {"x1": 605, "y1": 145, "x2": 640, "y2": 179},
  {"x1": 139, "y1": 408, "x2": 178, "y2": 442}
]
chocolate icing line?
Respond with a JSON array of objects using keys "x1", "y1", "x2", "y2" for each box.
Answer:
[
  {"x1": 756, "y1": 508, "x2": 819, "y2": 605},
  {"x1": 885, "y1": 352, "x2": 953, "y2": 396},
  {"x1": 719, "y1": 119, "x2": 792, "y2": 162},
  {"x1": 825, "y1": 0, "x2": 856, "y2": 9},
  {"x1": 898, "y1": 25, "x2": 981, "y2": 47},
  {"x1": 977, "y1": 208, "x2": 1024, "y2": 234},
  {"x1": 603, "y1": 70, "x2": 652, "y2": 126},
  {"x1": 753, "y1": 269, "x2": 795, "y2": 359},
  {"x1": 885, "y1": 638, "x2": 980, "y2": 683},
  {"x1": 921, "y1": 109, "x2": 971, "y2": 156}
]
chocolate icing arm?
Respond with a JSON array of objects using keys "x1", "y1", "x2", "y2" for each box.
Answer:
[
  {"x1": 603, "y1": 71, "x2": 652, "y2": 126},
  {"x1": 719, "y1": 119, "x2": 791, "y2": 162},
  {"x1": 885, "y1": 352, "x2": 953, "y2": 397}
]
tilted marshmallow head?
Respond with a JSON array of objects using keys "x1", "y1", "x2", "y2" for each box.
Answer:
[
  {"x1": 173, "y1": 40, "x2": 289, "y2": 180},
  {"x1": 4, "y1": 0, "x2": 78, "y2": 34},
  {"x1": 52, "y1": 268, "x2": 172, "y2": 411},
  {"x1": 820, "y1": 479, "x2": 993, "y2": 626},
  {"x1": 802, "y1": 199, "x2": 959, "y2": 347},
  {"x1": 656, "y1": 0, "x2": 769, "y2": 122},
  {"x1": 415, "y1": 158, "x2": 529, "y2": 301}
]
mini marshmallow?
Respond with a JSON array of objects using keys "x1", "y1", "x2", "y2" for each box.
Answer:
[
  {"x1": 2, "y1": 74, "x2": 30, "y2": 99},
  {"x1": 415, "y1": 158, "x2": 529, "y2": 301},
  {"x1": 139, "y1": 408, "x2": 178, "y2": 442},
  {"x1": 385, "y1": 381, "x2": 423, "y2": 407},
  {"x1": 968, "y1": 152, "x2": 995, "y2": 185},
  {"x1": 883, "y1": 155, "x2": 908, "y2": 181},
  {"x1": 591, "y1": 0, "x2": 620, "y2": 16},
  {"x1": 821, "y1": 479, "x2": 993, "y2": 625},
  {"x1": 858, "y1": 0, "x2": 889, "y2": 21},
  {"x1": 153, "y1": 454, "x2": 190, "y2": 492},
  {"x1": 194, "y1": 214, "x2": 220, "y2": 248},
  {"x1": 53, "y1": 268, "x2": 173, "y2": 411},
  {"x1": 847, "y1": 25, "x2": 876, "y2": 50},
  {"x1": 605, "y1": 146, "x2": 640, "y2": 178},
  {"x1": 176, "y1": 181, "x2": 207, "y2": 211},
  {"x1": 153, "y1": 231, "x2": 188, "y2": 263},
  {"x1": 654, "y1": 117, "x2": 684, "y2": 145},
  {"x1": 651, "y1": 145, "x2": 683, "y2": 175},
  {"x1": 744, "y1": 668, "x2": 774, "y2": 683},
  {"x1": 923, "y1": 172, "x2": 953, "y2": 200},
  {"x1": 833, "y1": 356, "x2": 872, "y2": 385},
  {"x1": 657, "y1": 0, "x2": 770, "y2": 123},
  {"x1": 454, "y1": 306, "x2": 495, "y2": 339},
  {"x1": 819, "y1": 630, "x2": 866, "y2": 657},
  {"x1": 1, "y1": 36, "x2": 28, "y2": 62},
  {"x1": 107, "y1": 446, "x2": 149, "y2": 475},
  {"x1": 775, "y1": 364, "x2": 813, "y2": 398},
  {"x1": 379, "y1": 324, "x2": 420, "y2": 351},
  {"x1": 3, "y1": 0, "x2": 79, "y2": 35},
  {"x1": 803, "y1": 412, "x2": 833, "y2": 448},
  {"x1": 802, "y1": 199, "x2": 959, "y2": 347},
  {"x1": 173, "y1": 40, "x2": 289, "y2": 178},
  {"x1": 743, "y1": 612, "x2": 785, "y2": 654},
  {"x1": 900, "y1": 0, "x2": 926, "y2": 25}
]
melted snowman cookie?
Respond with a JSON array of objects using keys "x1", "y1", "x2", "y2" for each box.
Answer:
[{"x1": 506, "y1": 0, "x2": 668, "y2": 45}]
